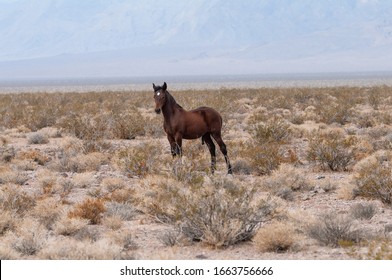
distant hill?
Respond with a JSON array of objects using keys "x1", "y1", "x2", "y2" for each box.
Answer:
[{"x1": 1, "y1": 0, "x2": 392, "y2": 78}]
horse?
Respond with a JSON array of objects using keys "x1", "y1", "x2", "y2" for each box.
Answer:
[{"x1": 153, "y1": 82, "x2": 232, "y2": 174}]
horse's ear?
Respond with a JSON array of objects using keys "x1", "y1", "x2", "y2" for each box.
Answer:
[
  {"x1": 152, "y1": 83, "x2": 156, "y2": 90},
  {"x1": 162, "y1": 82, "x2": 167, "y2": 91}
]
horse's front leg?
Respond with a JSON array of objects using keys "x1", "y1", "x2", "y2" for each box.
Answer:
[
  {"x1": 168, "y1": 134, "x2": 182, "y2": 157},
  {"x1": 174, "y1": 133, "x2": 183, "y2": 157}
]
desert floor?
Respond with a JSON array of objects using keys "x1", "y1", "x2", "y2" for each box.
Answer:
[{"x1": 1, "y1": 82, "x2": 392, "y2": 259}]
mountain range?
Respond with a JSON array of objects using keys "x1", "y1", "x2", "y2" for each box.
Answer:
[{"x1": 1, "y1": 0, "x2": 392, "y2": 79}]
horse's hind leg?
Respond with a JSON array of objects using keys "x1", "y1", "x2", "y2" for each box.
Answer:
[
  {"x1": 202, "y1": 133, "x2": 216, "y2": 173},
  {"x1": 211, "y1": 132, "x2": 233, "y2": 174}
]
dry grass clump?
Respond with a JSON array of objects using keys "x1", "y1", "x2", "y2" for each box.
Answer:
[
  {"x1": 252, "y1": 116, "x2": 292, "y2": 144},
  {"x1": 101, "y1": 177, "x2": 126, "y2": 192},
  {"x1": 27, "y1": 132, "x2": 49, "y2": 144},
  {"x1": 114, "y1": 143, "x2": 161, "y2": 177},
  {"x1": 263, "y1": 164, "x2": 311, "y2": 200},
  {"x1": 0, "y1": 184, "x2": 36, "y2": 216},
  {"x1": 307, "y1": 129, "x2": 357, "y2": 171},
  {"x1": 31, "y1": 197, "x2": 63, "y2": 230},
  {"x1": 0, "y1": 169, "x2": 29, "y2": 185},
  {"x1": 306, "y1": 213, "x2": 363, "y2": 247},
  {"x1": 0, "y1": 211, "x2": 15, "y2": 235},
  {"x1": 105, "y1": 201, "x2": 136, "y2": 221},
  {"x1": 102, "y1": 216, "x2": 123, "y2": 230},
  {"x1": 53, "y1": 214, "x2": 89, "y2": 236},
  {"x1": 68, "y1": 198, "x2": 106, "y2": 225},
  {"x1": 38, "y1": 237, "x2": 127, "y2": 260},
  {"x1": 353, "y1": 151, "x2": 392, "y2": 204},
  {"x1": 349, "y1": 202, "x2": 377, "y2": 220},
  {"x1": 254, "y1": 221, "x2": 298, "y2": 253},
  {"x1": 10, "y1": 218, "x2": 48, "y2": 256},
  {"x1": 72, "y1": 172, "x2": 96, "y2": 189},
  {"x1": 141, "y1": 175, "x2": 277, "y2": 247},
  {"x1": 16, "y1": 149, "x2": 50, "y2": 166}
]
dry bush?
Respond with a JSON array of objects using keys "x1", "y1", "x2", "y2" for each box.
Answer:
[
  {"x1": 263, "y1": 164, "x2": 311, "y2": 200},
  {"x1": 0, "y1": 211, "x2": 15, "y2": 235},
  {"x1": 243, "y1": 143, "x2": 283, "y2": 175},
  {"x1": 0, "y1": 184, "x2": 36, "y2": 216},
  {"x1": 0, "y1": 145, "x2": 16, "y2": 162},
  {"x1": 102, "y1": 216, "x2": 123, "y2": 230},
  {"x1": 68, "y1": 198, "x2": 106, "y2": 225},
  {"x1": 31, "y1": 198, "x2": 63, "y2": 230},
  {"x1": 27, "y1": 132, "x2": 49, "y2": 144},
  {"x1": 307, "y1": 129, "x2": 357, "y2": 171},
  {"x1": 353, "y1": 151, "x2": 392, "y2": 204},
  {"x1": 0, "y1": 169, "x2": 29, "y2": 185},
  {"x1": 53, "y1": 151, "x2": 108, "y2": 173},
  {"x1": 105, "y1": 201, "x2": 136, "y2": 221},
  {"x1": 110, "y1": 110, "x2": 146, "y2": 139},
  {"x1": 254, "y1": 221, "x2": 298, "y2": 253},
  {"x1": 35, "y1": 169, "x2": 58, "y2": 195},
  {"x1": 38, "y1": 238, "x2": 126, "y2": 260},
  {"x1": 53, "y1": 214, "x2": 89, "y2": 236},
  {"x1": 11, "y1": 218, "x2": 48, "y2": 256},
  {"x1": 306, "y1": 213, "x2": 362, "y2": 247},
  {"x1": 72, "y1": 172, "x2": 96, "y2": 189},
  {"x1": 316, "y1": 93, "x2": 354, "y2": 125},
  {"x1": 101, "y1": 177, "x2": 126, "y2": 192},
  {"x1": 361, "y1": 240, "x2": 392, "y2": 260},
  {"x1": 349, "y1": 202, "x2": 377, "y2": 220},
  {"x1": 141, "y1": 176, "x2": 277, "y2": 247},
  {"x1": 252, "y1": 116, "x2": 291, "y2": 144},
  {"x1": 16, "y1": 149, "x2": 50, "y2": 166},
  {"x1": 114, "y1": 143, "x2": 160, "y2": 177}
]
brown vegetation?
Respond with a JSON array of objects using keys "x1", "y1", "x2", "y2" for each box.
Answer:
[{"x1": 1, "y1": 85, "x2": 392, "y2": 259}]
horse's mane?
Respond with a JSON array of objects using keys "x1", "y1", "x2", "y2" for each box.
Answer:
[{"x1": 166, "y1": 90, "x2": 183, "y2": 109}]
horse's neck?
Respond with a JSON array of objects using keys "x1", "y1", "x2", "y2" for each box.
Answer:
[{"x1": 162, "y1": 92, "x2": 182, "y2": 118}]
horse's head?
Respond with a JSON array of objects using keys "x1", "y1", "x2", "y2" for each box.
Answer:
[{"x1": 152, "y1": 82, "x2": 167, "y2": 114}]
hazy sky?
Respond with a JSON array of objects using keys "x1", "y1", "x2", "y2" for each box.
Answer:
[{"x1": 1, "y1": 0, "x2": 391, "y2": 78}]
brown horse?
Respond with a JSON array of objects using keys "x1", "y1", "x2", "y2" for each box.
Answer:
[{"x1": 153, "y1": 82, "x2": 232, "y2": 174}]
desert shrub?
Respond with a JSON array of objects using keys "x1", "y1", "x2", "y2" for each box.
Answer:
[
  {"x1": 53, "y1": 215, "x2": 89, "y2": 236},
  {"x1": 72, "y1": 172, "x2": 96, "y2": 189},
  {"x1": 102, "y1": 216, "x2": 123, "y2": 230},
  {"x1": 68, "y1": 198, "x2": 106, "y2": 225},
  {"x1": 245, "y1": 143, "x2": 283, "y2": 175},
  {"x1": 159, "y1": 229, "x2": 182, "y2": 247},
  {"x1": 307, "y1": 129, "x2": 357, "y2": 171},
  {"x1": 263, "y1": 164, "x2": 310, "y2": 200},
  {"x1": 142, "y1": 176, "x2": 277, "y2": 247},
  {"x1": 350, "y1": 202, "x2": 377, "y2": 220},
  {"x1": 0, "y1": 184, "x2": 35, "y2": 216},
  {"x1": 53, "y1": 151, "x2": 108, "y2": 173},
  {"x1": 254, "y1": 221, "x2": 298, "y2": 253},
  {"x1": 101, "y1": 177, "x2": 126, "y2": 192},
  {"x1": 353, "y1": 151, "x2": 392, "y2": 204},
  {"x1": 306, "y1": 213, "x2": 362, "y2": 247},
  {"x1": 105, "y1": 201, "x2": 136, "y2": 221},
  {"x1": 0, "y1": 211, "x2": 15, "y2": 235},
  {"x1": 11, "y1": 218, "x2": 48, "y2": 256},
  {"x1": 0, "y1": 170, "x2": 29, "y2": 185},
  {"x1": 27, "y1": 132, "x2": 49, "y2": 144},
  {"x1": 0, "y1": 145, "x2": 16, "y2": 162},
  {"x1": 110, "y1": 110, "x2": 146, "y2": 139},
  {"x1": 253, "y1": 116, "x2": 291, "y2": 144},
  {"x1": 31, "y1": 198, "x2": 63, "y2": 230},
  {"x1": 16, "y1": 150, "x2": 50, "y2": 166},
  {"x1": 317, "y1": 95, "x2": 353, "y2": 125},
  {"x1": 114, "y1": 143, "x2": 160, "y2": 177}
]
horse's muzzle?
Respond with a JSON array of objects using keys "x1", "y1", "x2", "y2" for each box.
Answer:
[{"x1": 155, "y1": 108, "x2": 161, "y2": 114}]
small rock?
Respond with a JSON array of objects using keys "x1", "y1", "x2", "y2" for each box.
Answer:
[{"x1": 316, "y1": 175, "x2": 325, "y2": 180}]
